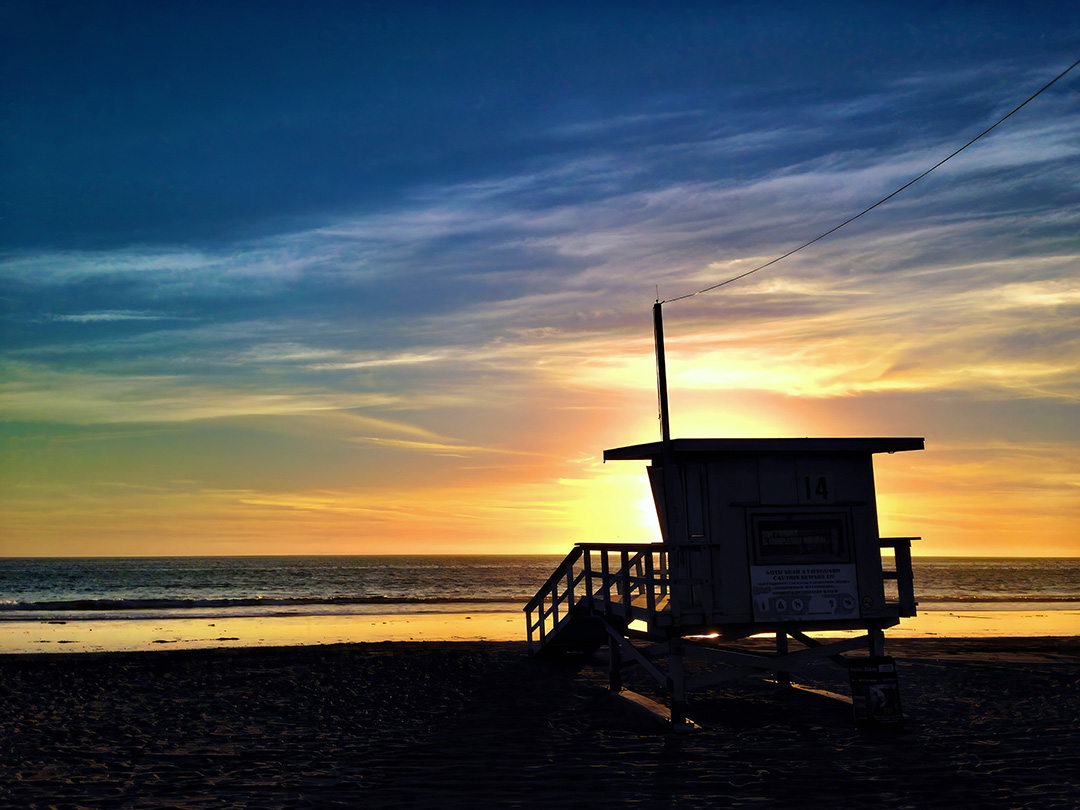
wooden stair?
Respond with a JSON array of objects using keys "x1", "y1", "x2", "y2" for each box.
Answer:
[{"x1": 524, "y1": 543, "x2": 668, "y2": 656}]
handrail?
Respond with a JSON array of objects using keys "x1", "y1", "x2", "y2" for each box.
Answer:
[
  {"x1": 523, "y1": 546, "x2": 583, "y2": 613},
  {"x1": 575, "y1": 541, "x2": 666, "y2": 551},
  {"x1": 525, "y1": 543, "x2": 670, "y2": 652}
]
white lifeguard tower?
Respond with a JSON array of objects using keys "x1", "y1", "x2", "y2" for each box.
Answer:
[{"x1": 525, "y1": 304, "x2": 922, "y2": 727}]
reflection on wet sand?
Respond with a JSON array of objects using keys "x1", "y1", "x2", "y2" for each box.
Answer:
[{"x1": 3, "y1": 606, "x2": 1078, "y2": 655}]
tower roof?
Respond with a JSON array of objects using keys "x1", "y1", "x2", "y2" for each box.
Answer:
[{"x1": 603, "y1": 437, "x2": 924, "y2": 461}]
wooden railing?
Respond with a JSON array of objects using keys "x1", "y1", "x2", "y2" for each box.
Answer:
[
  {"x1": 524, "y1": 543, "x2": 669, "y2": 652},
  {"x1": 880, "y1": 536, "x2": 919, "y2": 617},
  {"x1": 525, "y1": 538, "x2": 918, "y2": 651}
]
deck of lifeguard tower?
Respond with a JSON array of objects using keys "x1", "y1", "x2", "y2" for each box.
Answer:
[{"x1": 523, "y1": 536, "x2": 917, "y2": 656}]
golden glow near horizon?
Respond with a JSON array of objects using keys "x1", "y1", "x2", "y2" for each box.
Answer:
[
  {"x1": 3, "y1": 322, "x2": 1077, "y2": 557},
  {"x1": 2, "y1": 280, "x2": 1079, "y2": 557}
]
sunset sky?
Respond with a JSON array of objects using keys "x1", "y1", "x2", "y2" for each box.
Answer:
[{"x1": 2, "y1": 2, "x2": 1078, "y2": 557}]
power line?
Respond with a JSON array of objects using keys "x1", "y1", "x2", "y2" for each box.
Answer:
[{"x1": 662, "y1": 55, "x2": 1080, "y2": 305}]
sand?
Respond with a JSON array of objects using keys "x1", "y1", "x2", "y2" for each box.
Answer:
[{"x1": 2, "y1": 637, "x2": 1079, "y2": 808}]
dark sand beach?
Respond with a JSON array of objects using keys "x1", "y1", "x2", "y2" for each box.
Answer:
[{"x1": 2, "y1": 637, "x2": 1079, "y2": 809}]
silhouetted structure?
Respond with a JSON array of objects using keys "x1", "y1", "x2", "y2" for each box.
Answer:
[{"x1": 525, "y1": 304, "x2": 922, "y2": 727}]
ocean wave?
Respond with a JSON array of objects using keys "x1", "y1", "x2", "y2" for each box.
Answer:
[
  {"x1": 0, "y1": 595, "x2": 525, "y2": 613},
  {"x1": 3, "y1": 593, "x2": 1078, "y2": 614}
]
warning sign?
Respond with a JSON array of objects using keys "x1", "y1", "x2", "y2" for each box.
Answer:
[
  {"x1": 849, "y1": 656, "x2": 904, "y2": 729},
  {"x1": 750, "y1": 563, "x2": 859, "y2": 622}
]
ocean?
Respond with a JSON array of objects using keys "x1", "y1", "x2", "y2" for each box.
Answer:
[
  {"x1": 1, "y1": 555, "x2": 1077, "y2": 653},
  {"x1": 0, "y1": 555, "x2": 557, "y2": 620}
]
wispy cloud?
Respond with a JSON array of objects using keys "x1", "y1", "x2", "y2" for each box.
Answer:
[
  {"x1": 49, "y1": 310, "x2": 173, "y2": 323},
  {"x1": 3, "y1": 15, "x2": 1077, "y2": 555},
  {"x1": 346, "y1": 435, "x2": 544, "y2": 458},
  {"x1": 0, "y1": 364, "x2": 419, "y2": 425}
]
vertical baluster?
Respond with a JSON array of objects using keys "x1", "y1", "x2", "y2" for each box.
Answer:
[
  {"x1": 659, "y1": 548, "x2": 668, "y2": 597},
  {"x1": 633, "y1": 553, "x2": 644, "y2": 601},
  {"x1": 620, "y1": 550, "x2": 631, "y2": 621},
  {"x1": 601, "y1": 549, "x2": 611, "y2": 615},
  {"x1": 644, "y1": 551, "x2": 656, "y2": 614},
  {"x1": 566, "y1": 557, "x2": 575, "y2": 610},
  {"x1": 583, "y1": 548, "x2": 594, "y2": 607}
]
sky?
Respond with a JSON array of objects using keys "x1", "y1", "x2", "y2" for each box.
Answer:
[{"x1": 2, "y1": 1, "x2": 1078, "y2": 557}]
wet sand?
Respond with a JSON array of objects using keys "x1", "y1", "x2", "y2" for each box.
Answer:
[
  {"x1": 5, "y1": 606, "x2": 1078, "y2": 655},
  {"x1": 0, "y1": 610, "x2": 528, "y2": 654},
  {"x1": 2, "y1": 637, "x2": 1079, "y2": 808}
]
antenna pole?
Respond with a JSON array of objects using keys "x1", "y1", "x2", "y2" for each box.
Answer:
[{"x1": 653, "y1": 301, "x2": 672, "y2": 444}]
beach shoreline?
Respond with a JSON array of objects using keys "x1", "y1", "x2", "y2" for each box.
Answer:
[
  {"x1": 2, "y1": 605, "x2": 1077, "y2": 656},
  {"x1": 2, "y1": 636, "x2": 1078, "y2": 808}
]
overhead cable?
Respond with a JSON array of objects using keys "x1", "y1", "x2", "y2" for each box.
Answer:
[{"x1": 662, "y1": 55, "x2": 1080, "y2": 304}]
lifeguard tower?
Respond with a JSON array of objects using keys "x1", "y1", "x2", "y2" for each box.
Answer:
[{"x1": 525, "y1": 304, "x2": 922, "y2": 727}]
